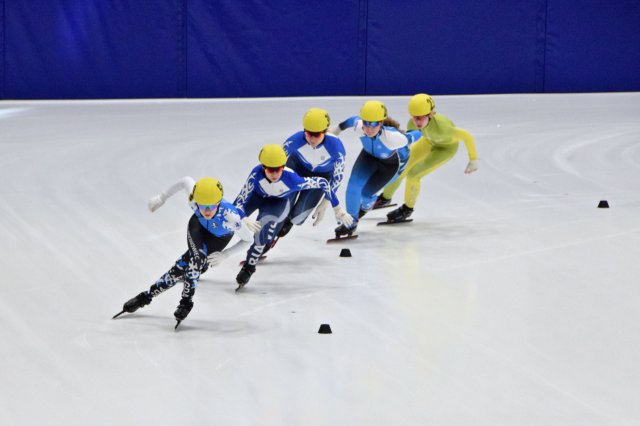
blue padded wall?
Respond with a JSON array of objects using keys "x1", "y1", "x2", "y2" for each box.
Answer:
[
  {"x1": 1, "y1": 0, "x2": 4, "y2": 99},
  {"x1": 544, "y1": 0, "x2": 640, "y2": 92},
  {"x1": 187, "y1": 0, "x2": 364, "y2": 97},
  {"x1": 1, "y1": 0, "x2": 639, "y2": 99},
  {"x1": 366, "y1": 0, "x2": 547, "y2": 95},
  {"x1": 4, "y1": 1, "x2": 186, "y2": 99}
]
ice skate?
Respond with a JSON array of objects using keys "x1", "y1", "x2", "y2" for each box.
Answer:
[
  {"x1": 235, "y1": 263, "x2": 256, "y2": 291},
  {"x1": 372, "y1": 195, "x2": 395, "y2": 210},
  {"x1": 113, "y1": 291, "x2": 152, "y2": 319},
  {"x1": 277, "y1": 218, "x2": 293, "y2": 238},
  {"x1": 327, "y1": 222, "x2": 359, "y2": 243},
  {"x1": 379, "y1": 204, "x2": 414, "y2": 225},
  {"x1": 335, "y1": 222, "x2": 357, "y2": 237},
  {"x1": 174, "y1": 298, "x2": 194, "y2": 329}
]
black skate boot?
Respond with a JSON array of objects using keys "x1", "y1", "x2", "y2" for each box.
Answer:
[
  {"x1": 236, "y1": 263, "x2": 256, "y2": 291},
  {"x1": 334, "y1": 222, "x2": 358, "y2": 238},
  {"x1": 174, "y1": 298, "x2": 194, "y2": 321},
  {"x1": 373, "y1": 194, "x2": 392, "y2": 209},
  {"x1": 124, "y1": 292, "x2": 152, "y2": 313},
  {"x1": 174, "y1": 298, "x2": 194, "y2": 329},
  {"x1": 277, "y1": 217, "x2": 293, "y2": 238},
  {"x1": 386, "y1": 204, "x2": 413, "y2": 222},
  {"x1": 113, "y1": 291, "x2": 152, "y2": 319}
]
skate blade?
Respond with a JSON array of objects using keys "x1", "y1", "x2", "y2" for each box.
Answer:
[
  {"x1": 235, "y1": 283, "x2": 246, "y2": 293},
  {"x1": 372, "y1": 203, "x2": 398, "y2": 210},
  {"x1": 112, "y1": 310, "x2": 126, "y2": 319},
  {"x1": 377, "y1": 219, "x2": 413, "y2": 226},
  {"x1": 175, "y1": 319, "x2": 182, "y2": 330},
  {"x1": 326, "y1": 234, "x2": 359, "y2": 243}
]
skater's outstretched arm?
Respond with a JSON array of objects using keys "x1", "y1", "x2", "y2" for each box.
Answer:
[
  {"x1": 207, "y1": 240, "x2": 250, "y2": 268},
  {"x1": 148, "y1": 176, "x2": 196, "y2": 212},
  {"x1": 452, "y1": 128, "x2": 479, "y2": 174}
]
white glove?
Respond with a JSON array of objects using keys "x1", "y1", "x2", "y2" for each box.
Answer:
[
  {"x1": 465, "y1": 160, "x2": 479, "y2": 174},
  {"x1": 329, "y1": 125, "x2": 342, "y2": 136},
  {"x1": 206, "y1": 251, "x2": 227, "y2": 268},
  {"x1": 312, "y1": 198, "x2": 331, "y2": 226},
  {"x1": 334, "y1": 206, "x2": 353, "y2": 227},
  {"x1": 148, "y1": 193, "x2": 166, "y2": 212},
  {"x1": 242, "y1": 217, "x2": 262, "y2": 233}
]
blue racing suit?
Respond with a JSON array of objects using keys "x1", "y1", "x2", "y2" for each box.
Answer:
[{"x1": 282, "y1": 131, "x2": 346, "y2": 225}]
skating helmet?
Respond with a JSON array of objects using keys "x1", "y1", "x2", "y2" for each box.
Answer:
[
  {"x1": 408, "y1": 93, "x2": 435, "y2": 116},
  {"x1": 259, "y1": 144, "x2": 287, "y2": 168},
  {"x1": 360, "y1": 100, "x2": 387, "y2": 122},
  {"x1": 303, "y1": 108, "x2": 330, "y2": 132},
  {"x1": 193, "y1": 177, "x2": 223, "y2": 205}
]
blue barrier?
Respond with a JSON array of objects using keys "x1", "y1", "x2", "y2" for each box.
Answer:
[{"x1": 1, "y1": 0, "x2": 638, "y2": 99}]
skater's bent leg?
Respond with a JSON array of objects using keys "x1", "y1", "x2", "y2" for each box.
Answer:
[
  {"x1": 148, "y1": 252, "x2": 188, "y2": 296},
  {"x1": 290, "y1": 189, "x2": 324, "y2": 225},
  {"x1": 244, "y1": 197, "x2": 292, "y2": 265},
  {"x1": 346, "y1": 152, "x2": 377, "y2": 219},
  {"x1": 404, "y1": 144, "x2": 458, "y2": 208}
]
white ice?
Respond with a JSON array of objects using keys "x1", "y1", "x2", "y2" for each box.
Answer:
[{"x1": 1, "y1": 93, "x2": 640, "y2": 425}]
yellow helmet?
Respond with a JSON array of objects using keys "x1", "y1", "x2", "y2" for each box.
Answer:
[
  {"x1": 408, "y1": 93, "x2": 435, "y2": 116},
  {"x1": 360, "y1": 100, "x2": 387, "y2": 122},
  {"x1": 193, "y1": 177, "x2": 223, "y2": 205},
  {"x1": 259, "y1": 144, "x2": 287, "y2": 168},
  {"x1": 303, "y1": 108, "x2": 330, "y2": 132}
]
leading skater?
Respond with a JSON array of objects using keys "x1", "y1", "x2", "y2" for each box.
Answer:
[
  {"x1": 113, "y1": 176, "x2": 255, "y2": 328},
  {"x1": 375, "y1": 93, "x2": 478, "y2": 222}
]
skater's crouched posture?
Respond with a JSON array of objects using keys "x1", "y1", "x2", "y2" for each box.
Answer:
[
  {"x1": 331, "y1": 100, "x2": 421, "y2": 236},
  {"x1": 377, "y1": 93, "x2": 478, "y2": 223},
  {"x1": 278, "y1": 108, "x2": 347, "y2": 239},
  {"x1": 233, "y1": 144, "x2": 351, "y2": 288},
  {"x1": 114, "y1": 176, "x2": 253, "y2": 327}
]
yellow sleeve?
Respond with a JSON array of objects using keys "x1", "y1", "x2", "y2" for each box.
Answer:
[{"x1": 452, "y1": 128, "x2": 477, "y2": 160}]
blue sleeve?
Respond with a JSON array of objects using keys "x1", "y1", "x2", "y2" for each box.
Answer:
[
  {"x1": 282, "y1": 131, "x2": 302, "y2": 156},
  {"x1": 299, "y1": 176, "x2": 339, "y2": 207},
  {"x1": 405, "y1": 130, "x2": 422, "y2": 146},
  {"x1": 329, "y1": 145, "x2": 346, "y2": 193},
  {"x1": 338, "y1": 116, "x2": 360, "y2": 130},
  {"x1": 233, "y1": 168, "x2": 260, "y2": 217}
]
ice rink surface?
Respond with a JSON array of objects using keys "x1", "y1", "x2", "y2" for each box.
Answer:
[{"x1": 1, "y1": 93, "x2": 640, "y2": 425}]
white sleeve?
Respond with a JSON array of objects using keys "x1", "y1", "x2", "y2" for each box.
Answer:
[
  {"x1": 223, "y1": 240, "x2": 250, "y2": 258},
  {"x1": 163, "y1": 176, "x2": 196, "y2": 199},
  {"x1": 380, "y1": 128, "x2": 409, "y2": 151},
  {"x1": 148, "y1": 176, "x2": 196, "y2": 212},
  {"x1": 236, "y1": 219, "x2": 256, "y2": 242},
  {"x1": 207, "y1": 240, "x2": 250, "y2": 267}
]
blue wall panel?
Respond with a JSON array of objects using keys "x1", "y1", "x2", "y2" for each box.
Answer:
[
  {"x1": 4, "y1": 0, "x2": 185, "y2": 99},
  {"x1": 1, "y1": 0, "x2": 639, "y2": 99},
  {"x1": 187, "y1": 0, "x2": 363, "y2": 97},
  {"x1": 1, "y1": 0, "x2": 4, "y2": 99},
  {"x1": 366, "y1": 0, "x2": 546, "y2": 95},
  {"x1": 544, "y1": 0, "x2": 640, "y2": 92}
]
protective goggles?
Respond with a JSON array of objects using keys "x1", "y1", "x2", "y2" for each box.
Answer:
[
  {"x1": 305, "y1": 129, "x2": 326, "y2": 138},
  {"x1": 197, "y1": 203, "x2": 219, "y2": 211},
  {"x1": 362, "y1": 120, "x2": 382, "y2": 127},
  {"x1": 263, "y1": 165, "x2": 284, "y2": 173}
]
